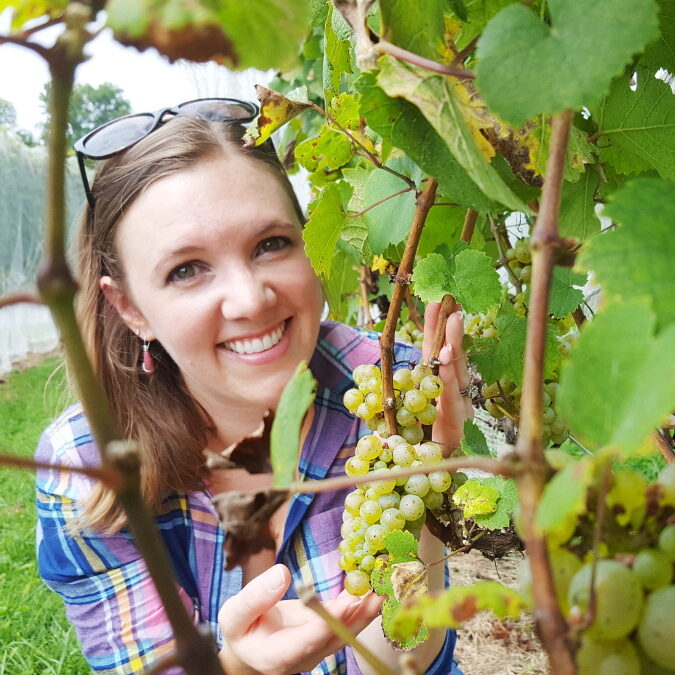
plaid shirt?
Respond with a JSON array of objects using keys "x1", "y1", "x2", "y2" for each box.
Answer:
[{"x1": 36, "y1": 321, "x2": 459, "y2": 674}]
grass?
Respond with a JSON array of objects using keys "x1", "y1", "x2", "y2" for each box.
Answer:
[{"x1": 0, "y1": 354, "x2": 89, "y2": 674}]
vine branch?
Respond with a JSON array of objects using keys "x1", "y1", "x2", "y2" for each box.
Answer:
[
  {"x1": 380, "y1": 179, "x2": 438, "y2": 435},
  {"x1": 375, "y1": 39, "x2": 475, "y2": 80},
  {"x1": 515, "y1": 109, "x2": 576, "y2": 675}
]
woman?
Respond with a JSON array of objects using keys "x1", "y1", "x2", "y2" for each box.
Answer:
[{"x1": 35, "y1": 98, "x2": 470, "y2": 674}]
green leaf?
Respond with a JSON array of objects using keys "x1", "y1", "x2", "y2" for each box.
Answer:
[
  {"x1": 471, "y1": 315, "x2": 561, "y2": 386},
  {"x1": 641, "y1": 0, "x2": 675, "y2": 73},
  {"x1": 451, "y1": 0, "x2": 518, "y2": 49},
  {"x1": 606, "y1": 469, "x2": 647, "y2": 528},
  {"x1": 453, "y1": 480, "x2": 500, "y2": 517},
  {"x1": 355, "y1": 72, "x2": 494, "y2": 211},
  {"x1": 295, "y1": 126, "x2": 354, "y2": 174},
  {"x1": 244, "y1": 86, "x2": 312, "y2": 146},
  {"x1": 558, "y1": 169, "x2": 601, "y2": 239},
  {"x1": 536, "y1": 457, "x2": 595, "y2": 546},
  {"x1": 270, "y1": 362, "x2": 316, "y2": 488},
  {"x1": 579, "y1": 177, "x2": 675, "y2": 333},
  {"x1": 461, "y1": 420, "x2": 491, "y2": 456},
  {"x1": 390, "y1": 581, "x2": 526, "y2": 640},
  {"x1": 379, "y1": 0, "x2": 447, "y2": 61},
  {"x1": 327, "y1": 93, "x2": 361, "y2": 130},
  {"x1": 323, "y1": 3, "x2": 352, "y2": 104},
  {"x1": 376, "y1": 56, "x2": 530, "y2": 212},
  {"x1": 418, "y1": 205, "x2": 471, "y2": 258},
  {"x1": 474, "y1": 477, "x2": 518, "y2": 530},
  {"x1": 594, "y1": 67, "x2": 675, "y2": 180},
  {"x1": 453, "y1": 249, "x2": 503, "y2": 314},
  {"x1": 303, "y1": 183, "x2": 347, "y2": 278},
  {"x1": 411, "y1": 253, "x2": 454, "y2": 303},
  {"x1": 557, "y1": 299, "x2": 675, "y2": 453},
  {"x1": 475, "y1": 0, "x2": 659, "y2": 126},
  {"x1": 325, "y1": 245, "x2": 360, "y2": 323},
  {"x1": 525, "y1": 267, "x2": 586, "y2": 318}
]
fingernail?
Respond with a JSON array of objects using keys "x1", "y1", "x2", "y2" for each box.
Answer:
[
  {"x1": 440, "y1": 345, "x2": 452, "y2": 365},
  {"x1": 265, "y1": 565, "x2": 285, "y2": 591}
]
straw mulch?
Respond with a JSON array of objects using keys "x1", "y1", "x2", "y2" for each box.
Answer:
[{"x1": 449, "y1": 550, "x2": 550, "y2": 675}]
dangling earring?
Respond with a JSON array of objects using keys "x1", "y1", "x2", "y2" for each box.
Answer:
[{"x1": 136, "y1": 330, "x2": 156, "y2": 374}]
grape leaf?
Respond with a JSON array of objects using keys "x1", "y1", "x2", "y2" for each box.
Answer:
[
  {"x1": 593, "y1": 67, "x2": 675, "y2": 180},
  {"x1": 474, "y1": 477, "x2": 518, "y2": 530},
  {"x1": 370, "y1": 530, "x2": 427, "y2": 649},
  {"x1": 391, "y1": 560, "x2": 428, "y2": 603},
  {"x1": 524, "y1": 267, "x2": 586, "y2": 318},
  {"x1": 376, "y1": 56, "x2": 530, "y2": 212},
  {"x1": 270, "y1": 362, "x2": 315, "y2": 488},
  {"x1": 303, "y1": 183, "x2": 347, "y2": 278},
  {"x1": 558, "y1": 169, "x2": 601, "y2": 239},
  {"x1": 461, "y1": 420, "x2": 491, "y2": 456},
  {"x1": 579, "y1": 178, "x2": 675, "y2": 333},
  {"x1": 295, "y1": 126, "x2": 354, "y2": 174},
  {"x1": 475, "y1": 0, "x2": 659, "y2": 126},
  {"x1": 244, "y1": 85, "x2": 312, "y2": 147},
  {"x1": 390, "y1": 581, "x2": 526, "y2": 640},
  {"x1": 325, "y1": 245, "x2": 359, "y2": 323},
  {"x1": 1, "y1": 0, "x2": 67, "y2": 29},
  {"x1": 641, "y1": 0, "x2": 675, "y2": 73},
  {"x1": 355, "y1": 72, "x2": 494, "y2": 211},
  {"x1": 417, "y1": 205, "x2": 468, "y2": 258},
  {"x1": 535, "y1": 457, "x2": 595, "y2": 547},
  {"x1": 379, "y1": 0, "x2": 447, "y2": 61},
  {"x1": 557, "y1": 299, "x2": 675, "y2": 453},
  {"x1": 327, "y1": 93, "x2": 361, "y2": 130},
  {"x1": 323, "y1": 3, "x2": 352, "y2": 103},
  {"x1": 606, "y1": 469, "x2": 647, "y2": 528},
  {"x1": 450, "y1": 0, "x2": 518, "y2": 49},
  {"x1": 412, "y1": 249, "x2": 501, "y2": 314},
  {"x1": 453, "y1": 480, "x2": 500, "y2": 517},
  {"x1": 471, "y1": 315, "x2": 561, "y2": 386}
]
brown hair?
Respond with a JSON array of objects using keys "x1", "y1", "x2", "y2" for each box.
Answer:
[{"x1": 73, "y1": 117, "x2": 303, "y2": 532}]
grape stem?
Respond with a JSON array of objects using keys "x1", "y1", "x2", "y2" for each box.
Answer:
[
  {"x1": 375, "y1": 39, "x2": 475, "y2": 80},
  {"x1": 291, "y1": 455, "x2": 515, "y2": 496},
  {"x1": 653, "y1": 429, "x2": 675, "y2": 464},
  {"x1": 297, "y1": 584, "x2": 397, "y2": 675},
  {"x1": 379, "y1": 179, "x2": 438, "y2": 435},
  {"x1": 514, "y1": 109, "x2": 576, "y2": 674}
]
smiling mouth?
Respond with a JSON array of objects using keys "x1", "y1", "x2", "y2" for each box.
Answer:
[{"x1": 221, "y1": 320, "x2": 288, "y2": 355}]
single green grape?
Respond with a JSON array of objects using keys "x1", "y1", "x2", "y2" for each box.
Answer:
[
  {"x1": 417, "y1": 441, "x2": 443, "y2": 465},
  {"x1": 420, "y1": 375, "x2": 444, "y2": 399},
  {"x1": 361, "y1": 376, "x2": 382, "y2": 394},
  {"x1": 399, "y1": 494, "x2": 426, "y2": 521},
  {"x1": 411, "y1": 363, "x2": 433, "y2": 385},
  {"x1": 396, "y1": 406, "x2": 417, "y2": 427},
  {"x1": 364, "y1": 391, "x2": 383, "y2": 414},
  {"x1": 344, "y1": 491, "x2": 365, "y2": 516},
  {"x1": 542, "y1": 407, "x2": 556, "y2": 424},
  {"x1": 345, "y1": 456, "x2": 370, "y2": 477},
  {"x1": 633, "y1": 549, "x2": 673, "y2": 590},
  {"x1": 403, "y1": 389, "x2": 428, "y2": 413},
  {"x1": 359, "y1": 500, "x2": 382, "y2": 524},
  {"x1": 356, "y1": 434, "x2": 383, "y2": 461},
  {"x1": 401, "y1": 424, "x2": 424, "y2": 445},
  {"x1": 365, "y1": 524, "x2": 387, "y2": 550},
  {"x1": 392, "y1": 443, "x2": 417, "y2": 467},
  {"x1": 339, "y1": 552, "x2": 357, "y2": 571},
  {"x1": 378, "y1": 491, "x2": 400, "y2": 510},
  {"x1": 404, "y1": 474, "x2": 431, "y2": 498},
  {"x1": 379, "y1": 446, "x2": 393, "y2": 463},
  {"x1": 370, "y1": 469, "x2": 396, "y2": 495},
  {"x1": 417, "y1": 403, "x2": 438, "y2": 425},
  {"x1": 345, "y1": 569, "x2": 371, "y2": 596},
  {"x1": 393, "y1": 368, "x2": 414, "y2": 392},
  {"x1": 359, "y1": 554, "x2": 376, "y2": 572},
  {"x1": 658, "y1": 525, "x2": 675, "y2": 561},
  {"x1": 355, "y1": 402, "x2": 375, "y2": 421},
  {"x1": 353, "y1": 364, "x2": 380, "y2": 384},
  {"x1": 343, "y1": 388, "x2": 364, "y2": 412},
  {"x1": 429, "y1": 470, "x2": 452, "y2": 492},
  {"x1": 423, "y1": 490, "x2": 444, "y2": 510},
  {"x1": 380, "y1": 507, "x2": 405, "y2": 531}
]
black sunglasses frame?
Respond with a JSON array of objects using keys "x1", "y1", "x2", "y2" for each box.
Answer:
[{"x1": 74, "y1": 97, "x2": 259, "y2": 211}]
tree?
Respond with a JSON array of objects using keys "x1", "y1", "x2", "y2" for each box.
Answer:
[
  {"x1": 39, "y1": 81, "x2": 131, "y2": 147},
  {"x1": 0, "y1": 97, "x2": 17, "y2": 130}
]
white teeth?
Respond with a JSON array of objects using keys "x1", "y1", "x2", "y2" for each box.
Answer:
[{"x1": 223, "y1": 322, "x2": 286, "y2": 355}]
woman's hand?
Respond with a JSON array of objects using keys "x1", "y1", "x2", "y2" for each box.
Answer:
[
  {"x1": 422, "y1": 303, "x2": 473, "y2": 454},
  {"x1": 218, "y1": 564, "x2": 383, "y2": 675}
]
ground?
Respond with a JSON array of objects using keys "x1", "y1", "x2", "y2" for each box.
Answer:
[{"x1": 450, "y1": 550, "x2": 550, "y2": 675}]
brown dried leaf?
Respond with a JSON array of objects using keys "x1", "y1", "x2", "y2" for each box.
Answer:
[
  {"x1": 391, "y1": 560, "x2": 428, "y2": 603},
  {"x1": 213, "y1": 488, "x2": 288, "y2": 570}
]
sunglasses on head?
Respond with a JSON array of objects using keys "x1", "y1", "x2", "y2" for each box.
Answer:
[{"x1": 73, "y1": 97, "x2": 259, "y2": 211}]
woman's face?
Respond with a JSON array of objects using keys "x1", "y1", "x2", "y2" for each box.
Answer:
[{"x1": 103, "y1": 154, "x2": 324, "y2": 420}]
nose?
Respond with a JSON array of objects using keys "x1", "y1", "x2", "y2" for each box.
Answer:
[{"x1": 219, "y1": 266, "x2": 277, "y2": 320}]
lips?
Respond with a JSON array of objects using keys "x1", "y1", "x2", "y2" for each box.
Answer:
[{"x1": 221, "y1": 320, "x2": 287, "y2": 355}]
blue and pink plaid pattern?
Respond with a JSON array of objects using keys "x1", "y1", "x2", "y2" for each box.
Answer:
[{"x1": 36, "y1": 321, "x2": 459, "y2": 674}]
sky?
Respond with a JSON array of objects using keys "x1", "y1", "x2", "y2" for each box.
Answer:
[{"x1": 0, "y1": 9, "x2": 273, "y2": 133}]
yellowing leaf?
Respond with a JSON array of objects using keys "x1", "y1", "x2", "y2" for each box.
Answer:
[
  {"x1": 391, "y1": 560, "x2": 428, "y2": 603},
  {"x1": 453, "y1": 480, "x2": 500, "y2": 517},
  {"x1": 371, "y1": 255, "x2": 395, "y2": 274}
]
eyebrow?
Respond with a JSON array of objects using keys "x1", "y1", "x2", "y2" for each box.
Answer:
[{"x1": 151, "y1": 220, "x2": 299, "y2": 277}]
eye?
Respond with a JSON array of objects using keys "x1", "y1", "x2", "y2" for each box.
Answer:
[
  {"x1": 167, "y1": 262, "x2": 201, "y2": 284},
  {"x1": 256, "y1": 236, "x2": 292, "y2": 256}
]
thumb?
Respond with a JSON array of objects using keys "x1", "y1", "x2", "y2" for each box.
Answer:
[{"x1": 219, "y1": 564, "x2": 290, "y2": 639}]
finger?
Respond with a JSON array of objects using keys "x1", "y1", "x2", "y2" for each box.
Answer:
[
  {"x1": 422, "y1": 302, "x2": 440, "y2": 363},
  {"x1": 343, "y1": 591, "x2": 383, "y2": 632},
  {"x1": 219, "y1": 564, "x2": 291, "y2": 639},
  {"x1": 446, "y1": 311, "x2": 470, "y2": 390}
]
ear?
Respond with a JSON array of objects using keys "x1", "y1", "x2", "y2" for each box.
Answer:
[{"x1": 100, "y1": 276, "x2": 154, "y2": 340}]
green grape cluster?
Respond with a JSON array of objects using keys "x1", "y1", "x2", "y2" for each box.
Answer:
[
  {"x1": 339, "y1": 363, "x2": 451, "y2": 596},
  {"x1": 480, "y1": 378, "x2": 568, "y2": 445},
  {"x1": 343, "y1": 363, "x2": 443, "y2": 445},
  {"x1": 394, "y1": 319, "x2": 424, "y2": 349},
  {"x1": 505, "y1": 236, "x2": 532, "y2": 285},
  {"x1": 465, "y1": 305, "x2": 499, "y2": 338}
]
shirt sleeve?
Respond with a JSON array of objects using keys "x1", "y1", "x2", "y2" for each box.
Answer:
[{"x1": 35, "y1": 430, "x2": 195, "y2": 674}]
